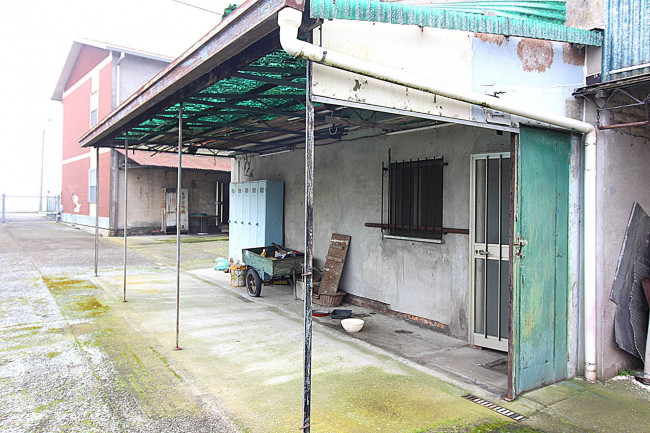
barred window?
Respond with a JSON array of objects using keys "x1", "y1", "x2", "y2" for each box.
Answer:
[{"x1": 388, "y1": 158, "x2": 444, "y2": 240}]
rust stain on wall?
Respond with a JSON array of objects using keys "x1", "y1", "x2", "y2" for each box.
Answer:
[
  {"x1": 517, "y1": 39, "x2": 554, "y2": 72},
  {"x1": 475, "y1": 32, "x2": 505, "y2": 46},
  {"x1": 562, "y1": 43, "x2": 585, "y2": 66}
]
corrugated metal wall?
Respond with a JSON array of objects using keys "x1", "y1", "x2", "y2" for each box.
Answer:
[{"x1": 603, "y1": 0, "x2": 650, "y2": 81}]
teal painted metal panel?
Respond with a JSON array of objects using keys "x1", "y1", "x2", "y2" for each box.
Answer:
[
  {"x1": 420, "y1": 1, "x2": 567, "y2": 24},
  {"x1": 510, "y1": 126, "x2": 569, "y2": 398},
  {"x1": 603, "y1": 0, "x2": 650, "y2": 81},
  {"x1": 310, "y1": 0, "x2": 602, "y2": 46}
]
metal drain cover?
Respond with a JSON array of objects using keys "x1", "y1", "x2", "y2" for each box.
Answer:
[{"x1": 462, "y1": 394, "x2": 525, "y2": 421}]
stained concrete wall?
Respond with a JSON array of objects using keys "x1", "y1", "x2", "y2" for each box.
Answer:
[
  {"x1": 117, "y1": 54, "x2": 169, "y2": 105},
  {"x1": 566, "y1": 0, "x2": 603, "y2": 29},
  {"x1": 594, "y1": 127, "x2": 650, "y2": 379},
  {"x1": 239, "y1": 125, "x2": 509, "y2": 339},
  {"x1": 116, "y1": 163, "x2": 230, "y2": 234}
]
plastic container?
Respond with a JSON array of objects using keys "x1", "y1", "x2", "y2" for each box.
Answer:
[
  {"x1": 230, "y1": 265, "x2": 246, "y2": 287},
  {"x1": 341, "y1": 318, "x2": 364, "y2": 333}
]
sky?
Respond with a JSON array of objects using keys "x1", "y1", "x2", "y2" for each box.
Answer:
[{"x1": 0, "y1": 0, "x2": 235, "y2": 202}]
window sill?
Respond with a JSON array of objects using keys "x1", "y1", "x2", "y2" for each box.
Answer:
[{"x1": 383, "y1": 234, "x2": 445, "y2": 244}]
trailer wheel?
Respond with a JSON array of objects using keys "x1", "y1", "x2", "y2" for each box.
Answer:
[{"x1": 246, "y1": 269, "x2": 262, "y2": 297}]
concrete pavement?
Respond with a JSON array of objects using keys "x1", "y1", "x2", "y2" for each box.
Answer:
[{"x1": 1, "y1": 216, "x2": 649, "y2": 432}]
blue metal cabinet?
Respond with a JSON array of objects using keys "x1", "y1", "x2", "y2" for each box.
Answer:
[
  {"x1": 250, "y1": 181, "x2": 259, "y2": 246},
  {"x1": 229, "y1": 180, "x2": 284, "y2": 262},
  {"x1": 242, "y1": 183, "x2": 251, "y2": 249}
]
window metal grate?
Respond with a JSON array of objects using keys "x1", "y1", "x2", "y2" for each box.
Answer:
[{"x1": 387, "y1": 157, "x2": 444, "y2": 240}]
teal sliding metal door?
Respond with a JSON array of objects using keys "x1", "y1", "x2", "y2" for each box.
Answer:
[{"x1": 509, "y1": 126, "x2": 570, "y2": 398}]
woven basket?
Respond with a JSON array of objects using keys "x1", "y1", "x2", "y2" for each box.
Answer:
[{"x1": 313, "y1": 291, "x2": 345, "y2": 307}]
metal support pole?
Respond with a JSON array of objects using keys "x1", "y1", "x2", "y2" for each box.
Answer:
[
  {"x1": 301, "y1": 60, "x2": 314, "y2": 433},
  {"x1": 122, "y1": 136, "x2": 129, "y2": 302},
  {"x1": 174, "y1": 104, "x2": 183, "y2": 351},
  {"x1": 94, "y1": 147, "x2": 100, "y2": 277},
  {"x1": 1, "y1": 194, "x2": 5, "y2": 223}
]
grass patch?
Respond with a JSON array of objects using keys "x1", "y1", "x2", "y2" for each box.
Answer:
[
  {"x1": 415, "y1": 419, "x2": 548, "y2": 433},
  {"x1": 157, "y1": 236, "x2": 228, "y2": 244},
  {"x1": 42, "y1": 277, "x2": 108, "y2": 319},
  {"x1": 74, "y1": 297, "x2": 107, "y2": 316}
]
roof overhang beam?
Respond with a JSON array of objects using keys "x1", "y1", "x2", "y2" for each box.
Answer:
[{"x1": 79, "y1": 0, "x2": 314, "y2": 149}]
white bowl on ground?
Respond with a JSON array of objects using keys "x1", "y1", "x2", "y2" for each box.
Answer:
[{"x1": 341, "y1": 318, "x2": 364, "y2": 333}]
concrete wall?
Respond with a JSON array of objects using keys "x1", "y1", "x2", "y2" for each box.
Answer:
[
  {"x1": 566, "y1": 0, "x2": 603, "y2": 29},
  {"x1": 313, "y1": 21, "x2": 586, "y2": 127},
  {"x1": 471, "y1": 35, "x2": 586, "y2": 122},
  {"x1": 115, "y1": 161, "x2": 230, "y2": 234},
  {"x1": 594, "y1": 127, "x2": 650, "y2": 379},
  {"x1": 117, "y1": 54, "x2": 169, "y2": 105},
  {"x1": 239, "y1": 124, "x2": 509, "y2": 339}
]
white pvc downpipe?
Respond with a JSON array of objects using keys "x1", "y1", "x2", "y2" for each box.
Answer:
[{"x1": 278, "y1": 7, "x2": 598, "y2": 382}]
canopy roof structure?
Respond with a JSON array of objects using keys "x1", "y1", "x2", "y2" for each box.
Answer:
[
  {"x1": 98, "y1": 49, "x2": 432, "y2": 156},
  {"x1": 80, "y1": 0, "x2": 602, "y2": 157}
]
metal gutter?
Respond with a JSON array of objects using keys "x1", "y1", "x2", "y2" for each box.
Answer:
[
  {"x1": 79, "y1": 0, "x2": 310, "y2": 149},
  {"x1": 277, "y1": 5, "x2": 598, "y2": 390}
]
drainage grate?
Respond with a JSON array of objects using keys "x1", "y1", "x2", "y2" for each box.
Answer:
[
  {"x1": 462, "y1": 394, "x2": 525, "y2": 421},
  {"x1": 394, "y1": 329, "x2": 413, "y2": 334},
  {"x1": 236, "y1": 296, "x2": 253, "y2": 303}
]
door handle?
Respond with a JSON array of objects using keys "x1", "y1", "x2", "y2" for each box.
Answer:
[
  {"x1": 477, "y1": 249, "x2": 490, "y2": 256},
  {"x1": 515, "y1": 238, "x2": 528, "y2": 256}
]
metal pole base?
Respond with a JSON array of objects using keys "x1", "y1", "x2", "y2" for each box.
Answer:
[
  {"x1": 173, "y1": 346, "x2": 183, "y2": 351},
  {"x1": 635, "y1": 371, "x2": 650, "y2": 385}
]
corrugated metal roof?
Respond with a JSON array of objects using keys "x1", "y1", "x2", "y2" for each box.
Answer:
[
  {"x1": 117, "y1": 149, "x2": 231, "y2": 171},
  {"x1": 110, "y1": 50, "x2": 311, "y2": 156},
  {"x1": 310, "y1": 0, "x2": 602, "y2": 46},
  {"x1": 401, "y1": 0, "x2": 567, "y2": 24},
  {"x1": 602, "y1": 0, "x2": 650, "y2": 81}
]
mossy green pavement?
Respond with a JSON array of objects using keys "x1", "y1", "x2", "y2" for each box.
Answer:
[
  {"x1": 81, "y1": 269, "x2": 536, "y2": 433},
  {"x1": 6, "y1": 220, "x2": 649, "y2": 433}
]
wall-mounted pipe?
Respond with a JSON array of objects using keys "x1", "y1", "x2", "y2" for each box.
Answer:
[{"x1": 277, "y1": 6, "x2": 598, "y2": 383}]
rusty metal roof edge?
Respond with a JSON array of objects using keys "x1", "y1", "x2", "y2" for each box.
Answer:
[
  {"x1": 79, "y1": 0, "x2": 306, "y2": 149},
  {"x1": 573, "y1": 72, "x2": 650, "y2": 96}
]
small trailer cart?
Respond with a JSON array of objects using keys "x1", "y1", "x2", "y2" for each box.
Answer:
[{"x1": 242, "y1": 245, "x2": 304, "y2": 297}]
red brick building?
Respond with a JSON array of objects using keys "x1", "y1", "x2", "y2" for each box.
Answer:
[{"x1": 52, "y1": 39, "x2": 230, "y2": 235}]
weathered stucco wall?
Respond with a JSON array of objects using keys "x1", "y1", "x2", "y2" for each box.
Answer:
[
  {"x1": 595, "y1": 127, "x2": 650, "y2": 379},
  {"x1": 116, "y1": 164, "x2": 229, "y2": 234},
  {"x1": 240, "y1": 125, "x2": 509, "y2": 339},
  {"x1": 565, "y1": 0, "x2": 603, "y2": 29},
  {"x1": 471, "y1": 35, "x2": 586, "y2": 122},
  {"x1": 313, "y1": 20, "x2": 473, "y2": 121},
  {"x1": 313, "y1": 20, "x2": 587, "y2": 128},
  {"x1": 117, "y1": 55, "x2": 169, "y2": 105}
]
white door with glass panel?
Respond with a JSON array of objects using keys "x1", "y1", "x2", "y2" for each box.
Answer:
[{"x1": 470, "y1": 153, "x2": 510, "y2": 352}]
